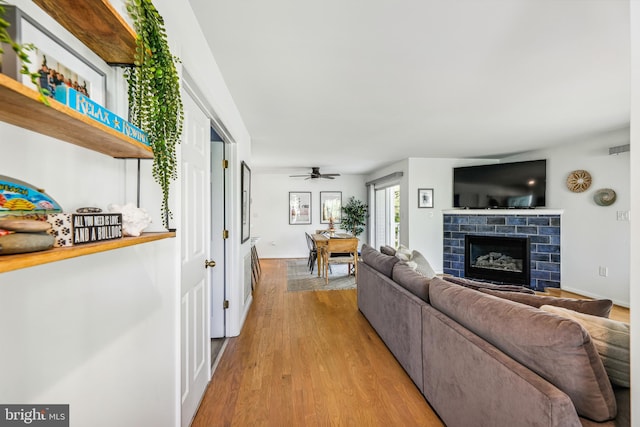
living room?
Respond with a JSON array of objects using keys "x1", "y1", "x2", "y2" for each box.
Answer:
[{"x1": 0, "y1": 0, "x2": 638, "y2": 426}]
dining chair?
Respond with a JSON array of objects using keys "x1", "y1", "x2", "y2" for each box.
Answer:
[
  {"x1": 323, "y1": 238, "x2": 358, "y2": 284},
  {"x1": 305, "y1": 232, "x2": 318, "y2": 274}
]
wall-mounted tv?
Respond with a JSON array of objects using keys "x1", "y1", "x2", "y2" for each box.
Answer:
[{"x1": 453, "y1": 159, "x2": 546, "y2": 209}]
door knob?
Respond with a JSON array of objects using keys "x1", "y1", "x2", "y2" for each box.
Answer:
[{"x1": 205, "y1": 259, "x2": 216, "y2": 268}]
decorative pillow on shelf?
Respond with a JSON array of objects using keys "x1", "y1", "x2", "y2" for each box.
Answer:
[{"x1": 540, "y1": 305, "x2": 630, "y2": 388}]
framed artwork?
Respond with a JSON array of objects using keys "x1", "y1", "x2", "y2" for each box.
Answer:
[
  {"x1": 418, "y1": 188, "x2": 434, "y2": 208},
  {"x1": 320, "y1": 191, "x2": 342, "y2": 224},
  {"x1": 289, "y1": 192, "x2": 311, "y2": 225},
  {"x1": 4, "y1": 6, "x2": 107, "y2": 105},
  {"x1": 241, "y1": 161, "x2": 251, "y2": 243}
]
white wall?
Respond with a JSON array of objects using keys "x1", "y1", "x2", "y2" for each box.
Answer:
[
  {"x1": 0, "y1": 1, "x2": 249, "y2": 426},
  {"x1": 629, "y1": 1, "x2": 639, "y2": 420},
  {"x1": 251, "y1": 173, "x2": 367, "y2": 258},
  {"x1": 504, "y1": 128, "x2": 630, "y2": 306}
]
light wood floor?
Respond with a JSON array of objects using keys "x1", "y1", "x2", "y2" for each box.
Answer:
[
  {"x1": 191, "y1": 258, "x2": 445, "y2": 427},
  {"x1": 191, "y1": 259, "x2": 630, "y2": 426}
]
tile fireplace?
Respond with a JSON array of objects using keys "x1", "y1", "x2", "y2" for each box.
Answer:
[
  {"x1": 443, "y1": 211, "x2": 561, "y2": 290},
  {"x1": 465, "y1": 234, "x2": 530, "y2": 285}
]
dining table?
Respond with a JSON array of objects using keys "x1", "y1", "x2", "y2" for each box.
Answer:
[{"x1": 311, "y1": 232, "x2": 359, "y2": 277}]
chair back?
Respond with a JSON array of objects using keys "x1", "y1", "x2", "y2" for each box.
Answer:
[
  {"x1": 305, "y1": 232, "x2": 316, "y2": 251},
  {"x1": 325, "y1": 238, "x2": 358, "y2": 257}
]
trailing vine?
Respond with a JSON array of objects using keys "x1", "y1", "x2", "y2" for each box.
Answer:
[
  {"x1": 0, "y1": 1, "x2": 49, "y2": 103},
  {"x1": 124, "y1": 0, "x2": 183, "y2": 228}
]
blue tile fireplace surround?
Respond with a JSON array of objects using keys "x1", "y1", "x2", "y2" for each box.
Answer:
[{"x1": 443, "y1": 211, "x2": 562, "y2": 291}]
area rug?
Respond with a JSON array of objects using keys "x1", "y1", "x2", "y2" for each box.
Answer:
[{"x1": 286, "y1": 258, "x2": 356, "y2": 292}]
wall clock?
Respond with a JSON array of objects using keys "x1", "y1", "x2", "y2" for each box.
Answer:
[{"x1": 566, "y1": 170, "x2": 592, "y2": 193}]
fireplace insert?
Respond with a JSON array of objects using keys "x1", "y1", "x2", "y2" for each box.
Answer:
[{"x1": 464, "y1": 235, "x2": 530, "y2": 286}]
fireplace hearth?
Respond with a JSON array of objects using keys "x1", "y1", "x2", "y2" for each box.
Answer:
[{"x1": 465, "y1": 235, "x2": 530, "y2": 286}]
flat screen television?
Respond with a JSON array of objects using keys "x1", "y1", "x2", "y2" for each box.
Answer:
[{"x1": 453, "y1": 159, "x2": 546, "y2": 209}]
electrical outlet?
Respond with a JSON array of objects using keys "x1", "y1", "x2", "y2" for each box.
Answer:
[{"x1": 598, "y1": 266, "x2": 608, "y2": 277}]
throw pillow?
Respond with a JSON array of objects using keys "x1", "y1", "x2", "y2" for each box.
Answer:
[
  {"x1": 395, "y1": 244, "x2": 412, "y2": 261},
  {"x1": 479, "y1": 289, "x2": 613, "y2": 318},
  {"x1": 379, "y1": 245, "x2": 396, "y2": 256},
  {"x1": 429, "y1": 278, "x2": 617, "y2": 422},
  {"x1": 411, "y1": 249, "x2": 436, "y2": 279},
  {"x1": 540, "y1": 305, "x2": 630, "y2": 388},
  {"x1": 361, "y1": 244, "x2": 400, "y2": 278},
  {"x1": 392, "y1": 262, "x2": 430, "y2": 302}
]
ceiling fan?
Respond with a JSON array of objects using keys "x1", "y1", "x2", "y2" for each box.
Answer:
[{"x1": 289, "y1": 167, "x2": 341, "y2": 180}]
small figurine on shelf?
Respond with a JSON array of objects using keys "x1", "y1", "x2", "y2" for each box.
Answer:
[{"x1": 328, "y1": 217, "x2": 335, "y2": 236}]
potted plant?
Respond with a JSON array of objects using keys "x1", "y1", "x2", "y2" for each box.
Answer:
[
  {"x1": 124, "y1": 0, "x2": 183, "y2": 229},
  {"x1": 341, "y1": 196, "x2": 368, "y2": 237}
]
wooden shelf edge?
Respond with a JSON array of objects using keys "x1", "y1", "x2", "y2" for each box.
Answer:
[
  {"x1": 0, "y1": 74, "x2": 153, "y2": 159},
  {"x1": 0, "y1": 232, "x2": 176, "y2": 274},
  {"x1": 32, "y1": 0, "x2": 137, "y2": 65}
]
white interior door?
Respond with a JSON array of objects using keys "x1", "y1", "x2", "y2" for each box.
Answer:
[
  {"x1": 210, "y1": 138, "x2": 225, "y2": 338},
  {"x1": 180, "y1": 89, "x2": 211, "y2": 427}
]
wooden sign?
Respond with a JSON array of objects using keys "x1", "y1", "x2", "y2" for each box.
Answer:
[{"x1": 72, "y1": 213, "x2": 123, "y2": 245}]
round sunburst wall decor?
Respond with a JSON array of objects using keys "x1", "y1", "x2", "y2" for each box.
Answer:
[{"x1": 566, "y1": 170, "x2": 592, "y2": 193}]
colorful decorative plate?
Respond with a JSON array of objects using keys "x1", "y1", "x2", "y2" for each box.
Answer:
[
  {"x1": 0, "y1": 175, "x2": 62, "y2": 218},
  {"x1": 566, "y1": 170, "x2": 592, "y2": 193},
  {"x1": 593, "y1": 188, "x2": 616, "y2": 206}
]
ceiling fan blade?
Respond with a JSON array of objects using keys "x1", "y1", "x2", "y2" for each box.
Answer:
[
  {"x1": 289, "y1": 174, "x2": 310, "y2": 177},
  {"x1": 321, "y1": 176, "x2": 335, "y2": 179}
]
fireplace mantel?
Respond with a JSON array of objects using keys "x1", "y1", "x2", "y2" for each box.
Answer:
[{"x1": 443, "y1": 209, "x2": 564, "y2": 216}]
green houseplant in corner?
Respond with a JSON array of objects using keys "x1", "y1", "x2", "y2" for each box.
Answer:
[
  {"x1": 341, "y1": 196, "x2": 368, "y2": 237},
  {"x1": 124, "y1": 0, "x2": 183, "y2": 229}
]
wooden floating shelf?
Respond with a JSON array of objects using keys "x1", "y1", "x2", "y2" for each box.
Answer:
[
  {"x1": 0, "y1": 232, "x2": 176, "y2": 274},
  {"x1": 32, "y1": 0, "x2": 137, "y2": 65},
  {"x1": 0, "y1": 74, "x2": 153, "y2": 159}
]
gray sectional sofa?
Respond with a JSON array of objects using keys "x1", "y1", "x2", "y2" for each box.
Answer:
[{"x1": 357, "y1": 244, "x2": 630, "y2": 427}]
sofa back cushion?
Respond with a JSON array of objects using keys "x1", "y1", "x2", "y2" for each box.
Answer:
[
  {"x1": 379, "y1": 245, "x2": 396, "y2": 256},
  {"x1": 443, "y1": 276, "x2": 535, "y2": 294},
  {"x1": 361, "y1": 244, "x2": 399, "y2": 278},
  {"x1": 392, "y1": 262, "x2": 430, "y2": 302},
  {"x1": 479, "y1": 289, "x2": 613, "y2": 318},
  {"x1": 429, "y1": 278, "x2": 617, "y2": 422}
]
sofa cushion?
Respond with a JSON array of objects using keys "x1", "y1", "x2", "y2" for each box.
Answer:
[
  {"x1": 443, "y1": 276, "x2": 535, "y2": 294},
  {"x1": 379, "y1": 245, "x2": 396, "y2": 256},
  {"x1": 541, "y1": 305, "x2": 630, "y2": 388},
  {"x1": 480, "y1": 289, "x2": 613, "y2": 318},
  {"x1": 429, "y1": 278, "x2": 617, "y2": 422},
  {"x1": 392, "y1": 262, "x2": 430, "y2": 302},
  {"x1": 361, "y1": 244, "x2": 400, "y2": 278}
]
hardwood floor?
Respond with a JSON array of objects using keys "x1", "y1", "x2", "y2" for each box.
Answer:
[
  {"x1": 191, "y1": 259, "x2": 444, "y2": 427},
  {"x1": 192, "y1": 260, "x2": 630, "y2": 426}
]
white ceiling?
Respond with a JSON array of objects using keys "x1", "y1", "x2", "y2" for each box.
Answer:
[{"x1": 186, "y1": 0, "x2": 629, "y2": 175}]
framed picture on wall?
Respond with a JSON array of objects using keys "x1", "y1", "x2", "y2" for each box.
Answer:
[
  {"x1": 289, "y1": 192, "x2": 311, "y2": 225},
  {"x1": 418, "y1": 188, "x2": 434, "y2": 208},
  {"x1": 241, "y1": 161, "x2": 251, "y2": 242},
  {"x1": 320, "y1": 191, "x2": 342, "y2": 223}
]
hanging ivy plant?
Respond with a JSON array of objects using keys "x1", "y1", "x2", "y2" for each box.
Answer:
[
  {"x1": 0, "y1": 1, "x2": 49, "y2": 103},
  {"x1": 124, "y1": 0, "x2": 183, "y2": 228}
]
